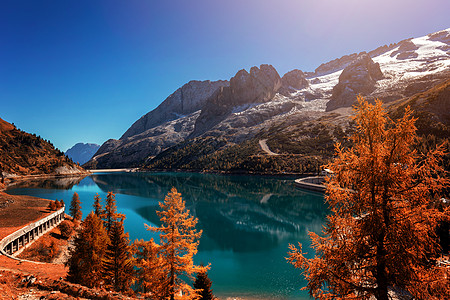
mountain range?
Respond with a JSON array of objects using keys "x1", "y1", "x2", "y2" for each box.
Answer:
[
  {"x1": 65, "y1": 143, "x2": 100, "y2": 166},
  {"x1": 84, "y1": 28, "x2": 450, "y2": 174}
]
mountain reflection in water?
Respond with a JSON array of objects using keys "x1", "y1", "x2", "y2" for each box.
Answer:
[
  {"x1": 91, "y1": 172, "x2": 327, "y2": 252},
  {"x1": 7, "y1": 172, "x2": 328, "y2": 299}
]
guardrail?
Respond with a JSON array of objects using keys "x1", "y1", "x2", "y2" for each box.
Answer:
[{"x1": 0, "y1": 206, "x2": 65, "y2": 263}]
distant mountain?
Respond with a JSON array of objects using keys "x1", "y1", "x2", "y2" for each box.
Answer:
[
  {"x1": 85, "y1": 28, "x2": 450, "y2": 173},
  {"x1": 65, "y1": 143, "x2": 100, "y2": 165},
  {"x1": 0, "y1": 118, "x2": 86, "y2": 178}
]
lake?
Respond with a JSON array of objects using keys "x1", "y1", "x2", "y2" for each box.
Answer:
[{"x1": 6, "y1": 172, "x2": 327, "y2": 299}]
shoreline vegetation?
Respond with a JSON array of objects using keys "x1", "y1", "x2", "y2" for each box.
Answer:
[
  {"x1": 0, "y1": 95, "x2": 448, "y2": 299},
  {"x1": 0, "y1": 180, "x2": 214, "y2": 299}
]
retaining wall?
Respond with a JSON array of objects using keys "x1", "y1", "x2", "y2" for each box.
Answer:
[
  {"x1": 294, "y1": 176, "x2": 326, "y2": 193},
  {"x1": 0, "y1": 206, "x2": 65, "y2": 262}
]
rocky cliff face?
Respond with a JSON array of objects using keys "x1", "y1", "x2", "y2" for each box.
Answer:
[
  {"x1": 84, "y1": 111, "x2": 200, "y2": 169},
  {"x1": 191, "y1": 64, "x2": 282, "y2": 137},
  {"x1": 86, "y1": 28, "x2": 450, "y2": 171},
  {"x1": 121, "y1": 80, "x2": 229, "y2": 139},
  {"x1": 280, "y1": 69, "x2": 309, "y2": 94},
  {"x1": 326, "y1": 54, "x2": 383, "y2": 111}
]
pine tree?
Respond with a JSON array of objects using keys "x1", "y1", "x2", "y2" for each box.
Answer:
[
  {"x1": 102, "y1": 220, "x2": 133, "y2": 292},
  {"x1": 146, "y1": 187, "x2": 206, "y2": 300},
  {"x1": 93, "y1": 193, "x2": 104, "y2": 217},
  {"x1": 103, "y1": 192, "x2": 124, "y2": 233},
  {"x1": 66, "y1": 212, "x2": 109, "y2": 287},
  {"x1": 48, "y1": 200, "x2": 56, "y2": 211},
  {"x1": 193, "y1": 265, "x2": 215, "y2": 300},
  {"x1": 69, "y1": 192, "x2": 82, "y2": 221},
  {"x1": 54, "y1": 199, "x2": 61, "y2": 209},
  {"x1": 132, "y1": 238, "x2": 166, "y2": 297},
  {"x1": 287, "y1": 97, "x2": 450, "y2": 300}
]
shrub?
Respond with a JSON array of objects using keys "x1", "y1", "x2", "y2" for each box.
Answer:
[{"x1": 59, "y1": 220, "x2": 74, "y2": 239}]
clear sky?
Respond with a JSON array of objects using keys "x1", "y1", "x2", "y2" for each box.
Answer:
[{"x1": 1, "y1": 0, "x2": 449, "y2": 151}]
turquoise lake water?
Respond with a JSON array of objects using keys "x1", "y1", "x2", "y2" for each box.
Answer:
[{"x1": 6, "y1": 172, "x2": 327, "y2": 299}]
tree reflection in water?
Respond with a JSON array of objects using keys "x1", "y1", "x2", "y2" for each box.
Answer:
[{"x1": 91, "y1": 172, "x2": 328, "y2": 252}]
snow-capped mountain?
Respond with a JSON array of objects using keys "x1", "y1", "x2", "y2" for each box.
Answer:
[{"x1": 85, "y1": 28, "x2": 450, "y2": 171}]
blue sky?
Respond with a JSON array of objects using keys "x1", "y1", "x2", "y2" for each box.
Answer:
[{"x1": 1, "y1": 0, "x2": 449, "y2": 151}]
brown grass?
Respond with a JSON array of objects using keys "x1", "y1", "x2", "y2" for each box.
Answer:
[{"x1": 17, "y1": 225, "x2": 72, "y2": 263}]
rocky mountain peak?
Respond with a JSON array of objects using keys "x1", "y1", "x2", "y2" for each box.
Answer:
[
  {"x1": 190, "y1": 64, "x2": 282, "y2": 137},
  {"x1": 313, "y1": 52, "x2": 366, "y2": 76},
  {"x1": 65, "y1": 142, "x2": 100, "y2": 165},
  {"x1": 229, "y1": 64, "x2": 282, "y2": 101},
  {"x1": 281, "y1": 69, "x2": 309, "y2": 90},
  {"x1": 326, "y1": 54, "x2": 383, "y2": 111},
  {"x1": 86, "y1": 28, "x2": 450, "y2": 170},
  {"x1": 120, "y1": 79, "x2": 229, "y2": 139}
]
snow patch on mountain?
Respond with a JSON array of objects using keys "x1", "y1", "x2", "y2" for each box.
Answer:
[
  {"x1": 86, "y1": 28, "x2": 450, "y2": 169},
  {"x1": 373, "y1": 29, "x2": 450, "y2": 93}
]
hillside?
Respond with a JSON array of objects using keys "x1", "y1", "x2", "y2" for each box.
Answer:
[
  {"x1": 0, "y1": 118, "x2": 85, "y2": 178},
  {"x1": 85, "y1": 28, "x2": 450, "y2": 173}
]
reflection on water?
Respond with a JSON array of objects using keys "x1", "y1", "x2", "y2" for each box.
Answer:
[
  {"x1": 92, "y1": 172, "x2": 327, "y2": 252},
  {"x1": 7, "y1": 172, "x2": 328, "y2": 299},
  {"x1": 7, "y1": 175, "x2": 87, "y2": 190}
]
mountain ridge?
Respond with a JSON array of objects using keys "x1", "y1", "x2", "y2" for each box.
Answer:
[
  {"x1": 65, "y1": 143, "x2": 100, "y2": 166},
  {"x1": 85, "y1": 28, "x2": 450, "y2": 172},
  {"x1": 0, "y1": 118, "x2": 86, "y2": 178}
]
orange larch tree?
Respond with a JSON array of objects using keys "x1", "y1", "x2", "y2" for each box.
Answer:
[
  {"x1": 103, "y1": 191, "x2": 125, "y2": 233},
  {"x1": 69, "y1": 192, "x2": 82, "y2": 221},
  {"x1": 93, "y1": 193, "x2": 104, "y2": 218},
  {"x1": 66, "y1": 212, "x2": 109, "y2": 287},
  {"x1": 146, "y1": 187, "x2": 206, "y2": 300},
  {"x1": 102, "y1": 219, "x2": 133, "y2": 293},
  {"x1": 287, "y1": 97, "x2": 449, "y2": 300},
  {"x1": 132, "y1": 238, "x2": 166, "y2": 298}
]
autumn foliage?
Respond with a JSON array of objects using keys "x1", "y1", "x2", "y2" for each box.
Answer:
[
  {"x1": 93, "y1": 193, "x2": 104, "y2": 217},
  {"x1": 102, "y1": 220, "x2": 133, "y2": 292},
  {"x1": 69, "y1": 192, "x2": 82, "y2": 221},
  {"x1": 287, "y1": 97, "x2": 449, "y2": 300},
  {"x1": 132, "y1": 238, "x2": 166, "y2": 296},
  {"x1": 65, "y1": 189, "x2": 208, "y2": 298},
  {"x1": 66, "y1": 192, "x2": 134, "y2": 293},
  {"x1": 193, "y1": 266, "x2": 215, "y2": 300},
  {"x1": 58, "y1": 220, "x2": 74, "y2": 239},
  {"x1": 66, "y1": 212, "x2": 109, "y2": 288},
  {"x1": 140, "y1": 187, "x2": 206, "y2": 300}
]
